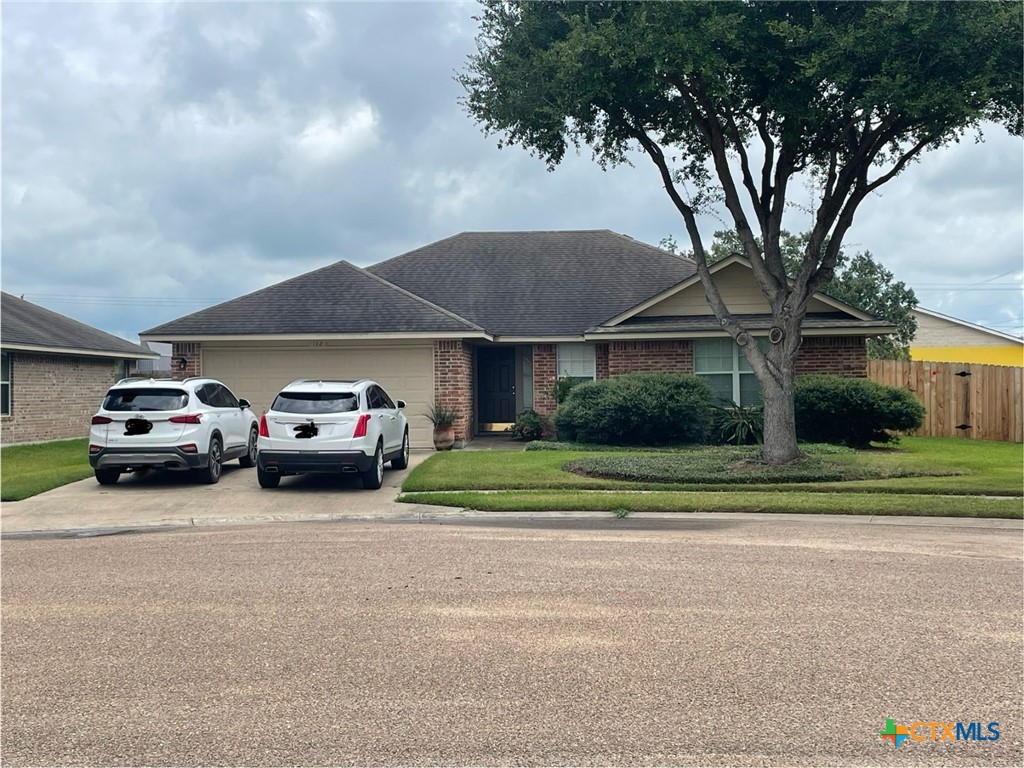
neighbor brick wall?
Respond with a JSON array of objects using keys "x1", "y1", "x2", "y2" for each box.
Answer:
[
  {"x1": 433, "y1": 340, "x2": 473, "y2": 446},
  {"x1": 795, "y1": 336, "x2": 867, "y2": 377},
  {"x1": 172, "y1": 342, "x2": 202, "y2": 377},
  {"x1": 608, "y1": 340, "x2": 694, "y2": 376},
  {"x1": 532, "y1": 344, "x2": 557, "y2": 417},
  {"x1": 0, "y1": 352, "x2": 122, "y2": 445}
]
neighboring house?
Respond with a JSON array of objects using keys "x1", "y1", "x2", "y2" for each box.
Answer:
[
  {"x1": 133, "y1": 341, "x2": 173, "y2": 374},
  {"x1": 141, "y1": 230, "x2": 893, "y2": 448},
  {"x1": 1, "y1": 293, "x2": 158, "y2": 445},
  {"x1": 909, "y1": 307, "x2": 1024, "y2": 367}
]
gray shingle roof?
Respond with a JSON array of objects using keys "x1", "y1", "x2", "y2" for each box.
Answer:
[
  {"x1": 142, "y1": 260, "x2": 483, "y2": 336},
  {"x1": 1, "y1": 293, "x2": 157, "y2": 358},
  {"x1": 367, "y1": 230, "x2": 698, "y2": 336},
  {"x1": 588, "y1": 313, "x2": 894, "y2": 335}
]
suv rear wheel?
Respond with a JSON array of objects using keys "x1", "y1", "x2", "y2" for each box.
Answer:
[
  {"x1": 239, "y1": 426, "x2": 258, "y2": 468},
  {"x1": 257, "y1": 465, "x2": 281, "y2": 489},
  {"x1": 391, "y1": 429, "x2": 410, "y2": 470},
  {"x1": 197, "y1": 436, "x2": 222, "y2": 485},
  {"x1": 94, "y1": 468, "x2": 120, "y2": 485},
  {"x1": 361, "y1": 442, "x2": 384, "y2": 490}
]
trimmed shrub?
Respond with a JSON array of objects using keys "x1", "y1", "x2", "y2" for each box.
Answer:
[
  {"x1": 508, "y1": 409, "x2": 552, "y2": 441},
  {"x1": 553, "y1": 373, "x2": 712, "y2": 446},
  {"x1": 794, "y1": 374, "x2": 925, "y2": 447}
]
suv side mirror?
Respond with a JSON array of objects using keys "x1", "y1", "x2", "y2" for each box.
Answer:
[
  {"x1": 238, "y1": 399, "x2": 250, "y2": 409},
  {"x1": 396, "y1": 399, "x2": 406, "y2": 409}
]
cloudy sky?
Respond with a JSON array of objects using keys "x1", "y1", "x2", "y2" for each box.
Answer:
[{"x1": 3, "y1": 2, "x2": 1022, "y2": 342}]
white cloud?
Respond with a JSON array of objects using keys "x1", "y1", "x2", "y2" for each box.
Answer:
[
  {"x1": 299, "y1": 6, "x2": 335, "y2": 64},
  {"x1": 287, "y1": 103, "x2": 380, "y2": 166}
]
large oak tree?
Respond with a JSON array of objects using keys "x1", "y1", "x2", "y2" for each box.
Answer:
[{"x1": 459, "y1": 0, "x2": 1022, "y2": 462}]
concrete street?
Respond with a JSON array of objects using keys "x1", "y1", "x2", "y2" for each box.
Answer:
[{"x1": 2, "y1": 517, "x2": 1021, "y2": 766}]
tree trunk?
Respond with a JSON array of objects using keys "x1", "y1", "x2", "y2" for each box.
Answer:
[{"x1": 759, "y1": 366, "x2": 801, "y2": 464}]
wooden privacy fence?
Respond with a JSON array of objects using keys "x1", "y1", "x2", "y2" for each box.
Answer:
[{"x1": 867, "y1": 360, "x2": 1023, "y2": 443}]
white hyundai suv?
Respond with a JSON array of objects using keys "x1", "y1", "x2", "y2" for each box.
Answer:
[
  {"x1": 256, "y1": 379, "x2": 409, "y2": 490},
  {"x1": 89, "y1": 377, "x2": 259, "y2": 485}
]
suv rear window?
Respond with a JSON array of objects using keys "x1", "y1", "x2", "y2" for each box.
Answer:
[
  {"x1": 272, "y1": 392, "x2": 359, "y2": 414},
  {"x1": 103, "y1": 388, "x2": 189, "y2": 412}
]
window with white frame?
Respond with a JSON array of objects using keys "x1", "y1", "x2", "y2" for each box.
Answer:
[
  {"x1": 693, "y1": 339, "x2": 763, "y2": 407},
  {"x1": 556, "y1": 344, "x2": 596, "y2": 383},
  {"x1": 1, "y1": 353, "x2": 10, "y2": 416}
]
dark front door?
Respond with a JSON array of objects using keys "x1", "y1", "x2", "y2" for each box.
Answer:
[{"x1": 477, "y1": 347, "x2": 515, "y2": 429}]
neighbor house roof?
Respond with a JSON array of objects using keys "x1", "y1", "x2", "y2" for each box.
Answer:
[
  {"x1": 367, "y1": 230, "x2": 697, "y2": 336},
  {"x1": 1, "y1": 293, "x2": 158, "y2": 359},
  {"x1": 141, "y1": 260, "x2": 486, "y2": 338}
]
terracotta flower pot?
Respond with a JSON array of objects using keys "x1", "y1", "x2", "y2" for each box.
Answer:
[{"x1": 432, "y1": 425, "x2": 455, "y2": 451}]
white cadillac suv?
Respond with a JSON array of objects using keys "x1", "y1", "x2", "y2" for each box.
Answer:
[
  {"x1": 89, "y1": 377, "x2": 259, "y2": 485},
  {"x1": 256, "y1": 379, "x2": 410, "y2": 490}
]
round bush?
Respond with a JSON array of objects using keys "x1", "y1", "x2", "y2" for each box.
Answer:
[
  {"x1": 553, "y1": 373, "x2": 712, "y2": 445},
  {"x1": 509, "y1": 409, "x2": 552, "y2": 441},
  {"x1": 794, "y1": 374, "x2": 925, "y2": 447}
]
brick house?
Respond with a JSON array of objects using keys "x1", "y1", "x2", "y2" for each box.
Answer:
[
  {"x1": 141, "y1": 231, "x2": 892, "y2": 448},
  {"x1": 1, "y1": 293, "x2": 158, "y2": 445}
]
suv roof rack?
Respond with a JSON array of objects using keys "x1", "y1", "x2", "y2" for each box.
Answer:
[
  {"x1": 285, "y1": 378, "x2": 366, "y2": 387},
  {"x1": 114, "y1": 376, "x2": 187, "y2": 386}
]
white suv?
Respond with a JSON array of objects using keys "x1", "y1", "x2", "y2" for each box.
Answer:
[
  {"x1": 257, "y1": 379, "x2": 409, "y2": 490},
  {"x1": 89, "y1": 377, "x2": 259, "y2": 485}
]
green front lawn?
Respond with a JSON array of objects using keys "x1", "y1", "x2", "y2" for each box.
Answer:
[
  {"x1": 400, "y1": 437, "x2": 1023, "y2": 518},
  {"x1": 1, "y1": 438, "x2": 93, "y2": 501},
  {"x1": 399, "y1": 490, "x2": 1022, "y2": 518}
]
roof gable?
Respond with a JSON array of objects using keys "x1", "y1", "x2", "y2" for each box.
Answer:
[
  {"x1": 1, "y1": 293, "x2": 157, "y2": 358},
  {"x1": 912, "y1": 307, "x2": 1024, "y2": 346},
  {"x1": 142, "y1": 261, "x2": 484, "y2": 337},
  {"x1": 600, "y1": 255, "x2": 876, "y2": 326}
]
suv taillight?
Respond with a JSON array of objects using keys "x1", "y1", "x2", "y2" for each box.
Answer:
[
  {"x1": 91, "y1": 416, "x2": 112, "y2": 425},
  {"x1": 353, "y1": 413, "x2": 371, "y2": 438},
  {"x1": 259, "y1": 413, "x2": 269, "y2": 438},
  {"x1": 169, "y1": 414, "x2": 201, "y2": 424}
]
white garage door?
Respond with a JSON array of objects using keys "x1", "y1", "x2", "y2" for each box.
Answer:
[{"x1": 202, "y1": 343, "x2": 435, "y2": 448}]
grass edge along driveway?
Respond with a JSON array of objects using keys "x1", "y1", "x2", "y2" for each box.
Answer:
[
  {"x1": 1, "y1": 438, "x2": 92, "y2": 502},
  {"x1": 399, "y1": 437, "x2": 1023, "y2": 519}
]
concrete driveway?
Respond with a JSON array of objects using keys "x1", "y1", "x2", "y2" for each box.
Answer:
[{"x1": 0, "y1": 449, "x2": 436, "y2": 534}]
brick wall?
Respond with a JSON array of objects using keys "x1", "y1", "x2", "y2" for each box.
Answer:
[
  {"x1": 172, "y1": 342, "x2": 202, "y2": 377},
  {"x1": 795, "y1": 336, "x2": 867, "y2": 377},
  {"x1": 608, "y1": 340, "x2": 694, "y2": 376},
  {"x1": 532, "y1": 344, "x2": 557, "y2": 417},
  {"x1": 1, "y1": 352, "x2": 122, "y2": 445},
  {"x1": 433, "y1": 340, "x2": 473, "y2": 446}
]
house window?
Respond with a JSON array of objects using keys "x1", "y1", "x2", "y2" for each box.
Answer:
[
  {"x1": 556, "y1": 344, "x2": 596, "y2": 383},
  {"x1": 1, "y1": 353, "x2": 10, "y2": 416},
  {"x1": 694, "y1": 339, "x2": 763, "y2": 407}
]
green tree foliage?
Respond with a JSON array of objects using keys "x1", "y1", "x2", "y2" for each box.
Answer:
[
  {"x1": 681, "y1": 229, "x2": 918, "y2": 359},
  {"x1": 459, "y1": 1, "x2": 1022, "y2": 462}
]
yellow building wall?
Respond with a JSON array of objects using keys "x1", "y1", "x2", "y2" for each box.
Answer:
[{"x1": 909, "y1": 345, "x2": 1024, "y2": 366}]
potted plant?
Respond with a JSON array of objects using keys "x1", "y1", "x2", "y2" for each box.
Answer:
[{"x1": 424, "y1": 403, "x2": 460, "y2": 450}]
